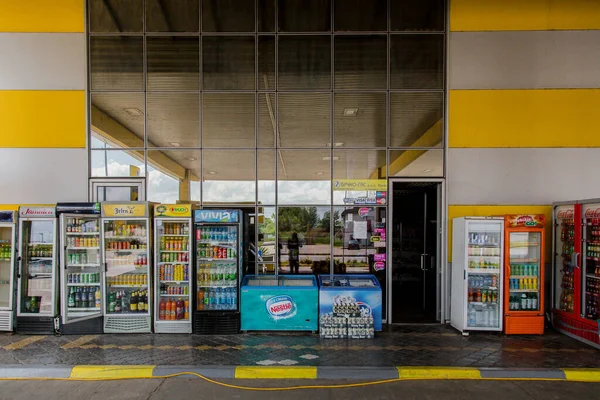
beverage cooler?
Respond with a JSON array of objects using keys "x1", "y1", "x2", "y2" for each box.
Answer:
[
  {"x1": 16, "y1": 206, "x2": 58, "y2": 334},
  {"x1": 552, "y1": 201, "x2": 600, "y2": 348},
  {"x1": 451, "y1": 217, "x2": 504, "y2": 334},
  {"x1": 101, "y1": 202, "x2": 152, "y2": 333},
  {"x1": 57, "y1": 203, "x2": 103, "y2": 334},
  {"x1": 503, "y1": 215, "x2": 545, "y2": 334},
  {"x1": 153, "y1": 204, "x2": 192, "y2": 334},
  {"x1": 193, "y1": 209, "x2": 243, "y2": 334},
  {"x1": 0, "y1": 211, "x2": 17, "y2": 331}
]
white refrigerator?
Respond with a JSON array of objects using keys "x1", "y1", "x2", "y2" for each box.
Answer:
[
  {"x1": 0, "y1": 211, "x2": 17, "y2": 331},
  {"x1": 451, "y1": 217, "x2": 504, "y2": 334}
]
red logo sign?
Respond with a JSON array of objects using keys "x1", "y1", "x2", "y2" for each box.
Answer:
[
  {"x1": 506, "y1": 214, "x2": 545, "y2": 228},
  {"x1": 556, "y1": 209, "x2": 574, "y2": 219},
  {"x1": 19, "y1": 207, "x2": 54, "y2": 217},
  {"x1": 585, "y1": 208, "x2": 600, "y2": 218}
]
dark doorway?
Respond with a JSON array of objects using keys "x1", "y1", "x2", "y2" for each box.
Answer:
[{"x1": 391, "y1": 182, "x2": 440, "y2": 323}]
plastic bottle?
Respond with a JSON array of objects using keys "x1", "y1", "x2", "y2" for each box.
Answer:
[
  {"x1": 176, "y1": 298, "x2": 184, "y2": 320},
  {"x1": 467, "y1": 304, "x2": 476, "y2": 326},
  {"x1": 159, "y1": 299, "x2": 166, "y2": 320}
]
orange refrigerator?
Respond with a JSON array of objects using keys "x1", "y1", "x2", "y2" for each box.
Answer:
[{"x1": 503, "y1": 215, "x2": 545, "y2": 334}]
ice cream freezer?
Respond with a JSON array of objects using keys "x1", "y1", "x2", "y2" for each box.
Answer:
[
  {"x1": 240, "y1": 275, "x2": 318, "y2": 331},
  {"x1": 318, "y1": 275, "x2": 383, "y2": 331}
]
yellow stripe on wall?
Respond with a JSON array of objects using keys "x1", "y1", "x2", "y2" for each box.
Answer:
[
  {"x1": 450, "y1": 0, "x2": 600, "y2": 31},
  {"x1": 0, "y1": 0, "x2": 84, "y2": 33},
  {"x1": 449, "y1": 89, "x2": 600, "y2": 148},
  {"x1": 0, "y1": 91, "x2": 86, "y2": 148},
  {"x1": 448, "y1": 205, "x2": 552, "y2": 262}
]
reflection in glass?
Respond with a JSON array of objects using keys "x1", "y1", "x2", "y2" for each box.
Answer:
[
  {"x1": 278, "y1": 93, "x2": 330, "y2": 148},
  {"x1": 278, "y1": 207, "x2": 330, "y2": 274},
  {"x1": 258, "y1": 150, "x2": 276, "y2": 204},
  {"x1": 258, "y1": 206, "x2": 277, "y2": 273},
  {"x1": 146, "y1": 0, "x2": 199, "y2": 32},
  {"x1": 332, "y1": 150, "x2": 387, "y2": 205},
  {"x1": 334, "y1": 93, "x2": 386, "y2": 147},
  {"x1": 203, "y1": 37, "x2": 255, "y2": 90},
  {"x1": 202, "y1": 0, "x2": 255, "y2": 32},
  {"x1": 279, "y1": 0, "x2": 331, "y2": 32},
  {"x1": 89, "y1": 0, "x2": 143, "y2": 33},
  {"x1": 147, "y1": 93, "x2": 200, "y2": 148},
  {"x1": 202, "y1": 93, "x2": 255, "y2": 148},
  {"x1": 390, "y1": 92, "x2": 443, "y2": 148},
  {"x1": 203, "y1": 150, "x2": 256, "y2": 204},
  {"x1": 334, "y1": 36, "x2": 387, "y2": 90},
  {"x1": 389, "y1": 149, "x2": 443, "y2": 177},
  {"x1": 391, "y1": 35, "x2": 444, "y2": 90},
  {"x1": 277, "y1": 150, "x2": 331, "y2": 205},
  {"x1": 147, "y1": 37, "x2": 199, "y2": 90},
  {"x1": 334, "y1": 0, "x2": 386, "y2": 31},
  {"x1": 91, "y1": 150, "x2": 145, "y2": 177},
  {"x1": 258, "y1": 36, "x2": 275, "y2": 90},
  {"x1": 91, "y1": 93, "x2": 145, "y2": 149},
  {"x1": 90, "y1": 37, "x2": 143, "y2": 91},
  {"x1": 147, "y1": 149, "x2": 201, "y2": 204},
  {"x1": 278, "y1": 36, "x2": 331, "y2": 90},
  {"x1": 391, "y1": 0, "x2": 445, "y2": 32},
  {"x1": 258, "y1": 94, "x2": 276, "y2": 148}
]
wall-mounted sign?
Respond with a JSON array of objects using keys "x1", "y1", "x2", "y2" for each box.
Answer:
[
  {"x1": 333, "y1": 179, "x2": 387, "y2": 192},
  {"x1": 102, "y1": 204, "x2": 147, "y2": 218},
  {"x1": 353, "y1": 221, "x2": 368, "y2": 239},
  {"x1": 370, "y1": 236, "x2": 381, "y2": 243},
  {"x1": 374, "y1": 253, "x2": 386, "y2": 262},
  {"x1": 155, "y1": 204, "x2": 192, "y2": 218},
  {"x1": 374, "y1": 261, "x2": 385, "y2": 271}
]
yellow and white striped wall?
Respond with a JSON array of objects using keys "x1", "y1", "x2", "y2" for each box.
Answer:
[
  {"x1": 0, "y1": 0, "x2": 87, "y2": 205},
  {"x1": 447, "y1": 0, "x2": 600, "y2": 262}
]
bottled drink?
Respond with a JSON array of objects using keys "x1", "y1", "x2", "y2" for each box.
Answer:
[
  {"x1": 176, "y1": 298, "x2": 184, "y2": 320},
  {"x1": 68, "y1": 288, "x2": 75, "y2": 308},
  {"x1": 159, "y1": 299, "x2": 166, "y2": 320},
  {"x1": 130, "y1": 291, "x2": 138, "y2": 312},
  {"x1": 184, "y1": 299, "x2": 189, "y2": 319},
  {"x1": 75, "y1": 289, "x2": 82, "y2": 308},
  {"x1": 169, "y1": 299, "x2": 176, "y2": 320},
  {"x1": 95, "y1": 288, "x2": 101, "y2": 308},
  {"x1": 203, "y1": 289, "x2": 210, "y2": 310}
]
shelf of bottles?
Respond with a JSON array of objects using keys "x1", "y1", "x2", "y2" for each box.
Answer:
[
  {"x1": 157, "y1": 221, "x2": 191, "y2": 322},
  {"x1": 508, "y1": 232, "x2": 541, "y2": 312},
  {"x1": 584, "y1": 217, "x2": 600, "y2": 320},
  {"x1": 0, "y1": 230, "x2": 13, "y2": 308},
  {"x1": 558, "y1": 216, "x2": 575, "y2": 313},
  {"x1": 467, "y1": 230, "x2": 501, "y2": 328},
  {"x1": 196, "y1": 226, "x2": 238, "y2": 312},
  {"x1": 21, "y1": 220, "x2": 54, "y2": 314},
  {"x1": 104, "y1": 220, "x2": 149, "y2": 315}
]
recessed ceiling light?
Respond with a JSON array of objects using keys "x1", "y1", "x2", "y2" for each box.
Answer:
[
  {"x1": 187, "y1": 157, "x2": 197, "y2": 161},
  {"x1": 170, "y1": 142, "x2": 181, "y2": 147},
  {"x1": 123, "y1": 108, "x2": 143, "y2": 116},
  {"x1": 316, "y1": 171, "x2": 324, "y2": 175},
  {"x1": 208, "y1": 171, "x2": 216, "y2": 175},
  {"x1": 326, "y1": 142, "x2": 345, "y2": 147},
  {"x1": 343, "y1": 108, "x2": 359, "y2": 117},
  {"x1": 321, "y1": 156, "x2": 340, "y2": 161},
  {"x1": 423, "y1": 169, "x2": 433, "y2": 173}
]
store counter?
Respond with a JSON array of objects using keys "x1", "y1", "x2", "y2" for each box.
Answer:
[
  {"x1": 318, "y1": 274, "x2": 382, "y2": 331},
  {"x1": 240, "y1": 275, "x2": 318, "y2": 331}
]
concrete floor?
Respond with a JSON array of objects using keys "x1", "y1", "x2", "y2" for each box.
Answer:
[{"x1": 0, "y1": 379, "x2": 599, "y2": 400}]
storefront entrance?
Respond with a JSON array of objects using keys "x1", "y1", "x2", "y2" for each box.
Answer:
[{"x1": 389, "y1": 180, "x2": 443, "y2": 323}]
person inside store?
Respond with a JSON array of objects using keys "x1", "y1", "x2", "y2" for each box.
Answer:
[{"x1": 287, "y1": 232, "x2": 302, "y2": 274}]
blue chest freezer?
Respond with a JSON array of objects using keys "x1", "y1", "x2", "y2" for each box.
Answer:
[
  {"x1": 318, "y1": 274, "x2": 382, "y2": 331},
  {"x1": 241, "y1": 275, "x2": 318, "y2": 331}
]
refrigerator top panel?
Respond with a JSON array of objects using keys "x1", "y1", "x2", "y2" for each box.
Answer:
[
  {"x1": 154, "y1": 204, "x2": 193, "y2": 218},
  {"x1": 583, "y1": 204, "x2": 600, "y2": 220},
  {"x1": 102, "y1": 202, "x2": 149, "y2": 218},
  {"x1": 19, "y1": 206, "x2": 55, "y2": 219},
  {"x1": 318, "y1": 274, "x2": 380, "y2": 289},
  {"x1": 505, "y1": 214, "x2": 545, "y2": 229},
  {"x1": 56, "y1": 203, "x2": 101, "y2": 215},
  {"x1": 242, "y1": 274, "x2": 317, "y2": 288},
  {"x1": 194, "y1": 209, "x2": 239, "y2": 223},
  {"x1": 0, "y1": 211, "x2": 15, "y2": 223},
  {"x1": 554, "y1": 205, "x2": 575, "y2": 220}
]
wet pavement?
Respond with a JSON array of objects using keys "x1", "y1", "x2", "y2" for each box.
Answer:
[{"x1": 0, "y1": 325, "x2": 597, "y2": 368}]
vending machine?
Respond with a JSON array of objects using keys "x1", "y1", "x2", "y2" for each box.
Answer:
[
  {"x1": 153, "y1": 204, "x2": 193, "y2": 334},
  {"x1": 57, "y1": 203, "x2": 103, "y2": 334},
  {"x1": 193, "y1": 209, "x2": 243, "y2": 334},
  {"x1": 0, "y1": 211, "x2": 17, "y2": 331},
  {"x1": 503, "y1": 214, "x2": 545, "y2": 334},
  {"x1": 101, "y1": 202, "x2": 152, "y2": 333},
  {"x1": 16, "y1": 206, "x2": 59, "y2": 334},
  {"x1": 451, "y1": 217, "x2": 504, "y2": 334}
]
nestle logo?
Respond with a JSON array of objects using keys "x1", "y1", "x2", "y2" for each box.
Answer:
[{"x1": 266, "y1": 295, "x2": 294, "y2": 319}]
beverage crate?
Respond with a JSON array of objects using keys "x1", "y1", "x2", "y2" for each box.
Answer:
[
  {"x1": 319, "y1": 314, "x2": 374, "y2": 339},
  {"x1": 319, "y1": 314, "x2": 347, "y2": 338}
]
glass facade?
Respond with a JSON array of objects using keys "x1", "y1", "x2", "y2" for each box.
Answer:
[{"x1": 88, "y1": 0, "x2": 446, "y2": 276}]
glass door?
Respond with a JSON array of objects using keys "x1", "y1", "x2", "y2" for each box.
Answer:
[
  {"x1": 156, "y1": 218, "x2": 191, "y2": 322},
  {"x1": 18, "y1": 219, "x2": 55, "y2": 315},
  {"x1": 0, "y1": 224, "x2": 15, "y2": 310},
  {"x1": 63, "y1": 215, "x2": 102, "y2": 322},
  {"x1": 507, "y1": 231, "x2": 541, "y2": 312},
  {"x1": 554, "y1": 208, "x2": 575, "y2": 313},
  {"x1": 103, "y1": 218, "x2": 149, "y2": 316},
  {"x1": 466, "y1": 221, "x2": 502, "y2": 329},
  {"x1": 196, "y1": 224, "x2": 239, "y2": 312},
  {"x1": 583, "y1": 210, "x2": 600, "y2": 320}
]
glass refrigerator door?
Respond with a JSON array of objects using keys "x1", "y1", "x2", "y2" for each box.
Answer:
[
  {"x1": 554, "y1": 210, "x2": 575, "y2": 313},
  {"x1": 0, "y1": 225, "x2": 15, "y2": 310},
  {"x1": 583, "y1": 211, "x2": 600, "y2": 320},
  {"x1": 466, "y1": 221, "x2": 502, "y2": 329},
  {"x1": 507, "y1": 231, "x2": 541, "y2": 312},
  {"x1": 63, "y1": 216, "x2": 102, "y2": 321},
  {"x1": 156, "y1": 219, "x2": 191, "y2": 322},
  {"x1": 196, "y1": 224, "x2": 239, "y2": 312},
  {"x1": 19, "y1": 219, "x2": 55, "y2": 315},
  {"x1": 103, "y1": 219, "x2": 150, "y2": 316}
]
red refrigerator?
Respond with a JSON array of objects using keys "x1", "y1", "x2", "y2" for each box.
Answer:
[{"x1": 552, "y1": 201, "x2": 600, "y2": 348}]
